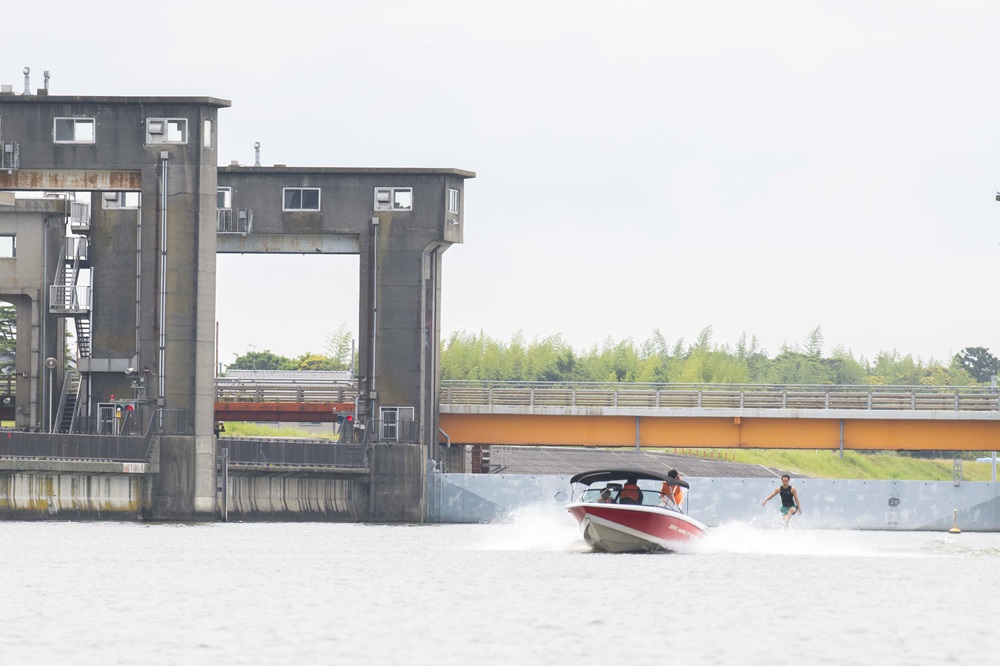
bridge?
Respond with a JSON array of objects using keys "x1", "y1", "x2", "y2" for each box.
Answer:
[{"x1": 210, "y1": 378, "x2": 1000, "y2": 452}]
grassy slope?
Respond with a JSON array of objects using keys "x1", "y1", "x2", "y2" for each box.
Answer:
[
  {"x1": 727, "y1": 449, "x2": 997, "y2": 482},
  {"x1": 219, "y1": 422, "x2": 337, "y2": 440}
]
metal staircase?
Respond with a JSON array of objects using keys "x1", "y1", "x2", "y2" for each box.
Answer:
[
  {"x1": 50, "y1": 234, "x2": 92, "y2": 359},
  {"x1": 55, "y1": 369, "x2": 82, "y2": 433},
  {"x1": 46, "y1": 202, "x2": 93, "y2": 432}
]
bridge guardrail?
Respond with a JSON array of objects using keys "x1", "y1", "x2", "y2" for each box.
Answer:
[
  {"x1": 214, "y1": 378, "x2": 356, "y2": 403},
  {"x1": 437, "y1": 381, "x2": 1000, "y2": 412},
  {"x1": 210, "y1": 378, "x2": 1000, "y2": 412}
]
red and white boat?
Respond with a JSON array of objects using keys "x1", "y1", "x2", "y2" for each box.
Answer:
[{"x1": 566, "y1": 469, "x2": 709, "y2": 553}]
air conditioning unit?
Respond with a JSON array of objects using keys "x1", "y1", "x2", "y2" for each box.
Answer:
[
  {"x1": 103, "y1": 192, "x2": 119, "y2": 202},
  {"x1": 147, "y1": 120, "x2": 164, "y2": 135}
]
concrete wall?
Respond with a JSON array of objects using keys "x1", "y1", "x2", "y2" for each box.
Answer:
[
  {"x1": 431, "y1": 473, "x2": 1000, "y2": 531},
  {"x1": 369, "y1": 442, "x2": 425, "y2": 522},
  {"x1": 0, "y1": 471, "x2": 149, "y2": 519},
  {"x1": 227, "y1": 476, "x2": 367, "y2": 521}
]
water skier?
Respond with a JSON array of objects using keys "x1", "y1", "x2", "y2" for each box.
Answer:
[{"x1": 762, "y1": 474, "x2": 801, "y2": 526}]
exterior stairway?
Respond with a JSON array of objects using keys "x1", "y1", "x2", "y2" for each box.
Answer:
[{"x1": 57, "y1": 369, "x2": 81, "y2": 433}]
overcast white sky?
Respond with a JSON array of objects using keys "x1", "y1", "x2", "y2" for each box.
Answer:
[{"x1": 10, "y1": 1, "x2": 1000, "y2": 364}]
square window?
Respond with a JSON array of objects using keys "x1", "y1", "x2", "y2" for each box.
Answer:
[
  {"x1": 53, "y1": 117, "x2": 96, "y2": 144},
  {"x1": 167, "y1": 120, "x2": 186, "y2": 143},
  {"x1": 146, "y1": 118, "x2": 188, "y2": 145},
  {"x1": 283, "y1": 187, "x2": 321, "y2": 211},
  {"x1": 373, "y1": 187, "x2": 413, "y2": 211},
  {"x1": 0, "y1": 235, "x2": 15, "y2": 258},
  {"x1": 393, "y1": 189, "x2": 412, "y2": 210}
]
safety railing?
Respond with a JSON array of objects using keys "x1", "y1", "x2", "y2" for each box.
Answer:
[
  {"x1": 220, "y1": 437, "x2": 368, "y2": 467},
  {"x1": 437, "y1": 381, "x2": 1000, "y2": 412},
  {"x1": 210, "y1": 377, "x2": 1000, "y2": 412},
  {"x1": 0, "y1": 430, "x2": 149, "y2": 462},
  {"x1": 215, "y1": 378, "x2": 356, "y2": 403},
  {"x1": 217, "y1": 208, "x2": 253, "y2": 234}
]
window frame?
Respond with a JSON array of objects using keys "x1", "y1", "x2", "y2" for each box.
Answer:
[
  {"x1": 282, "y1": 187, "x2": 322, "y2": 212},
  {"x1": 53, "y1": 117, "x2": 96, "y2": 144},
  {"x1": 102, "y1": 191, "x2": 141, "y2": 210},
  {"x1": 448, "y1": 188, "x2": 460, "y2": 215},
  {"x1": 373, "y1": 186, "x2": 413, "y2": 212},
  {"x1": 217, "y1": 187, "x2": 232, "y2": 210},
  {"x1": 145, "y1": 117, "x2": 189, "y2": 145},
  {"x1": 0, "y1": 234, "x2": 15, "y2": 258}
]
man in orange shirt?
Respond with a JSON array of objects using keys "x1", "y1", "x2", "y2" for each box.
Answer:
[{"x1": 660, "y1": 469, "x2": 685, "y2": 509}]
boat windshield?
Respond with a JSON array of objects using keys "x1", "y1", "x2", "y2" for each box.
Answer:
[{"x1": 580, "y1": 482, "x2": 684, "y2": 511}]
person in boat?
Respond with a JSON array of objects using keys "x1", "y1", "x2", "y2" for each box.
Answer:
[
  {"x1": 762, "y1": 474, "x2": 802, "y2": 525},
  {"x1": 619, "y1": 476, "x2": 642, "y2": 504},
  {"x1": 659, "y1": 469, "x2": 686, "y2": 509},
  {"x1": 598, "y1": 488, "x2": 614, "y2": 503}
]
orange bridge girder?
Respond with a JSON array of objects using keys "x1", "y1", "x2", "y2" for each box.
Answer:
[{"x1": 436, "y1": 413, "x2": 1000, "y2": 451}]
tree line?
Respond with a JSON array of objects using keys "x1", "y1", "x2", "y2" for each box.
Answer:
[
  {"x1": 225, "y1": 324, "x2": 999, "y2": 386},
  {"x1": 439, "y1": 327, "x2": 999, "y2": 386}
]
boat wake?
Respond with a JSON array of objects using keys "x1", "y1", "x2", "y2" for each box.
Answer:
[
  {"x1": 690, "y1": 522, "x2": 882, "y2": 557},
  {"x1": 475, "y1": 504, "x2": 588, "y2": 552}
]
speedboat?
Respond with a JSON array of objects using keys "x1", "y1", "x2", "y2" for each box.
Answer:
[{"x1": 566, "y1": 469, "x2": 709, "y2": 553}]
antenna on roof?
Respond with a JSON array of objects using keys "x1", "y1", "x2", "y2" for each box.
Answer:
[
  {"x1": 254, "y1": 141, "x2": 261, "y2": 167},
  {"x1": 22, "y1": 67, "x2": 30, "y2": 95},
  {"x1": 43, "y1": 70, "x2": 50, "y2": 92}
]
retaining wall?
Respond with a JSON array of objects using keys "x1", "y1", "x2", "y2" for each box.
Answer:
[
  {"x1": 0, "y1": 471, "x2": 149, "y2": 520},
  {"x1": 430, "y1": 473, "x2": 1000, "y2": 531}
]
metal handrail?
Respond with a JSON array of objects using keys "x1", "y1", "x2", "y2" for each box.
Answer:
[
  {"x1": 209, "y1": 377, "x2": 1000, "y2": 412},
  {"x1": 437, "y1": 381, "x2": 1000, "y2": 412}
]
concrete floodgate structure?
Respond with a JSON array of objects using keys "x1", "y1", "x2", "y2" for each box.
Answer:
[{"x1": 0, "y1": 76, "x2": 471, "y2": 522}]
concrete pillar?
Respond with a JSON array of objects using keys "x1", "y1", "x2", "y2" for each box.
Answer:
[{"x1": 369, "y1": 443, "x2": 425, "y2": 522}]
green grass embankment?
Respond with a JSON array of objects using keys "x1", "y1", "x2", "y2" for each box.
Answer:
[
  {"x1": 219, "y1": 422, "x2": 337, "y2": 440},
  {"x1": 706, "y1": 449, "x2": 997, "y2": 481}
]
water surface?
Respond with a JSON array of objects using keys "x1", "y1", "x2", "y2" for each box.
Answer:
[{"x1": 2, "y1": 510, "x2": 997, "y2": 665}]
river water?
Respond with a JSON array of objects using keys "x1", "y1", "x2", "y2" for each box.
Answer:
[{"x1": 2, "y1": 509, "x2": 998, "y2": 666}]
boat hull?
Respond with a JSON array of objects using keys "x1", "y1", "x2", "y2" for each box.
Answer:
[{"x1": 567, "y1": 503, "x2": 708, "y2": 553}]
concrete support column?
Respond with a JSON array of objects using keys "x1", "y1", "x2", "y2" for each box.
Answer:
[{"x1": 369, "y1": 443, "x2": 425, "y2": 522}]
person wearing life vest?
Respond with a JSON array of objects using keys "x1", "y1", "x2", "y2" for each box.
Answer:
[
  {"x1": 762, "y1": 474, "x2": 802, "y2": 525},
  {"x1": 660, "y1": 469, "x2": 686, "y2": 509},
  {"x1": 619, "y1": 476, "x2": 642, "y2": 504}
]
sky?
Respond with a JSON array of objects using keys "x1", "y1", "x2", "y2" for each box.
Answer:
[{"x1": 8, "y1": 0, "x2": 1000, "y2": 365}]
